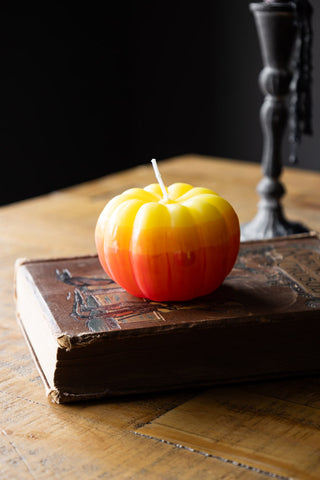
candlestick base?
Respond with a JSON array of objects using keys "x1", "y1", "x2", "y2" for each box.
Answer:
[{"x1": 241, "y1": 206, "x2": 309, "y2": 241}]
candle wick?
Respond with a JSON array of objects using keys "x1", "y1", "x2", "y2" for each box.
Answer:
[{"x1": 151, "y1": 159, "x2": 169, "y2": 201}]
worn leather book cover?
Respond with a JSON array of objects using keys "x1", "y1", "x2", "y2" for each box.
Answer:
[{"x1": 15, "y1": 233, "x2": 320, "y2": 403}]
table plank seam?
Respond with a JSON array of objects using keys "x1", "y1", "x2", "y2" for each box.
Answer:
[
  {"x1": 132, "y1": 430, "x2": 291, "y2": 480},
  {"x1": 0, "y1": 388, "x2": 50, "y2": 410},
  {"x1": 132, "y1": 394, "x2": 200, "y2": 431}
]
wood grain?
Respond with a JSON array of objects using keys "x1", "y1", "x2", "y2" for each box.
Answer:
[
  {"x1": 136, "y1": 381, "x2": 320, "y2": 480},
  {"x1": 1, "y1": 155, "x2": 320, "y2": 479}
]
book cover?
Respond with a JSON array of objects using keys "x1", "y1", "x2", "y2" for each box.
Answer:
[{"x1": 15, "y1": 233, "x2": 320, "y2": 403}]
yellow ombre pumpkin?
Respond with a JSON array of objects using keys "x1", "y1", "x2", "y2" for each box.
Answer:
[{"x1": 95, "y1": 163, "x2": 240, "y2": 301}]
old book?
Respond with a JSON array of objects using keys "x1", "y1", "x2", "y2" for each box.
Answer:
[{"x1": 15, "y1": 232, "x2": 320, "y2": 403}]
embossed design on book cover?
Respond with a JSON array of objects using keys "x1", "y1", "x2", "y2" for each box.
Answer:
[{"x1": 54, "y1": 237, "x2": 320, "y2": 334}]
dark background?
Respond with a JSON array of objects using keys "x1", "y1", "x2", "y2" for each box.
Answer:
[{"x1": 0, "y1": 2, "x2": 319, "y2": 205}]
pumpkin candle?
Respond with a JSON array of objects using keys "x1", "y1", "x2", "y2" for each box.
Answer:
[{"x1": 95, "y1": 160, "x2": 240, "y2": 301}]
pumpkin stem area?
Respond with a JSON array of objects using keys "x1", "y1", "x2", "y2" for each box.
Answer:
[{"x1": 151, "y1": 158, "x2": 169, "y2": 201}]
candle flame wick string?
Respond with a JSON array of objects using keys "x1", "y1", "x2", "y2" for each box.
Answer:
[{"x1": 151, "y1": 159, "x2": 169, "y2": 201}]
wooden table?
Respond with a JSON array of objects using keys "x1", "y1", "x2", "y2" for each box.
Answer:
[{"x1": 1, "y1": 155, "x2": 320, "y2": 480}]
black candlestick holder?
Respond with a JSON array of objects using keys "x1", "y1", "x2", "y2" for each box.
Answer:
[{"x1": 241, "y1": 1, "x2": 310, "y2": 241}]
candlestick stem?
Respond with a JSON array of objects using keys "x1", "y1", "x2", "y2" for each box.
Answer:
[
  {"x1": 241, "y1": 1, "x2": 309, "y2": 240},
  {"x1": 151, "y1": 159, "x2": 169, "y2": 201}
]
